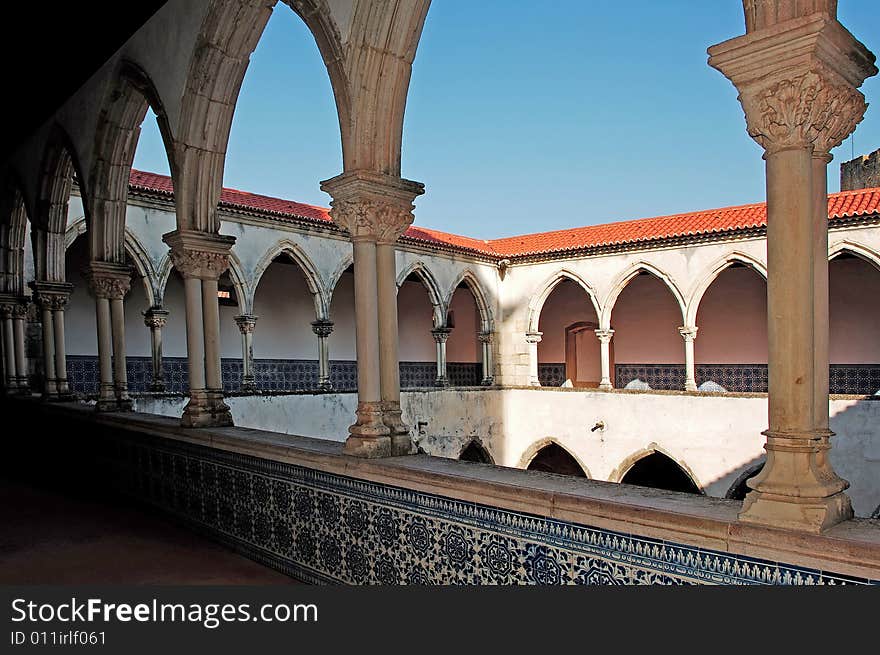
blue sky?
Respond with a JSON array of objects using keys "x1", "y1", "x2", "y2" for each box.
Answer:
[{"x1": 133, "y1": 1, "x2": 880, "y2": 240}]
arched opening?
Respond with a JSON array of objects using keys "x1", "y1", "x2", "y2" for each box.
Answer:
[
  {"x1": 694, "y1": 263, "x2": 767, "y2": 392},
  {"x1": 251, "y1": 252, "x2": 320, "y2": 391},
  {"x1": 526, "y1": 443, "x2": 587, "y2": 477},
  {"x1": 327, "y1": 264, "x2": 357, "y2": 391},
  {"x1": 160, "y1": 268, "x2": 189, "y2": 393},
  {"x1": 611, "y1": 271, "x2": 684, "y2": 390},
  {"x1": 398, "y1": 270, "x2": 440, "y2": 388},
  {"x1": 459, "y1": 441, "x2": 493, "y2": 464},
  {"x1": 536, "y1": 278, "x2": 600, "y2": 387},
  {"x1": 829, "y1": 252, "x2": 880, "y2": 394},
  {"x1": 619, "y1": 452, "x2": 701, "y2": 494},
  {"x1": 445, "y1": 281, "x2": 482, "y2": 386}
]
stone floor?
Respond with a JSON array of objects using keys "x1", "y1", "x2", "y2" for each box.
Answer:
[{"x1": 0, "y1": 476, "x2": 296, "y2": 584}]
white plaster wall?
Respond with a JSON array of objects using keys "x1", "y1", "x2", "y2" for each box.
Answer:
[
  {"x1": 611, "y1": 274, "x2": 684, "y2": 364},
  {"x1": 252, "y1": 261, "x2": 318, "y2": 359},
  {"x1": 537, "y1": 278, "x2": 597, "y2": 362},
  {"x1": 131, "y1": 389, "x2": 880, "y2": 518},
  {"x1": 695, "y1": 266, "x2": 767, "y2": 364},
  {"x1": 328, "y1": 270, "x2": 356, "y2": 360},
  {"x1": 398, "y1": 279, "x2": 436, "y2": 361},
  {"x1": 830, "y1": 256, "x2": 880, "y2": 363},
  {"x1": 446, "y1": 287, "x2": 480, "y2": 362},
  {"x1": 162, "y1": 270, "x2": 188, "y2": 358}
]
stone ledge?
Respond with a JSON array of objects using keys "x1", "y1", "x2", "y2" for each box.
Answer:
[{"x1": 24, "y1": 398, "x2": 880, "y2": 581}]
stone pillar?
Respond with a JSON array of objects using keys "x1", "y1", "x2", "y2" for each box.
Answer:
[
  {"x1": 12, "y1": 300, "x2": 29, "y2": 392},
  {"x1": 525, "y1": 331, "x2": 542, "y2": 386},
  {"x1": 235, "y1": 314, "x2": 258, "y2": 393},
  {"x1": 143, "y1": 307, "x2": 169, "y2": 392},
  {"x1": 163, "y1": 230, "x2": 236, "y2": 428},
  {"x1": 29, "y1": 281, "x2": 73, "y2": 401},
  {"x1": 679, "y1": 326, "x2": 699, "y2": 392},
  {"x1": 0, "y1": 301, "x2": 16, "y2": 392},
  {"x1": 595, "y1": 328, "x2": 614, "y2": 390},
  {"x1": 321, "y1": 170, "x2": 424, "y2": 458},
  {"x1": 311, "y1": 319, "x2": 334, "y2": 391},
  {"x1": 709, "y1": 12, "x2": 877, "y2": 531},
  {"x1": 478, "y1": 331, "x2": 494, "y2": 385},
  {"x1": 86, "y1": 262, "x2": 132, "y2": 411},
  {"x1": 432, "y1": 327, "x2": 451, "y2": 387}
]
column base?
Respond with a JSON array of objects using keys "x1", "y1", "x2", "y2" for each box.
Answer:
[
  {"x1": 598, "y1": 381, "x2": 613, "y2": 391},
  {"x1": 343, "y1": 435, "x2": 393, "y2": 458},
  {"x1": 481, "y1": 377, "x2": 494, "y2": 386},
  {"x1": 95, "y1": 397, "x2": 119, "y2": 412},
  {"x1": 317, "y1": 380, "x2": 333, "y2": 392},
  {"x1": 239, "y1": 379, "x2": 259, "y2": 394},
  {"x1": 685, "y1": 381, "x2": 697, "y2": 392},
  {"x1": 434, "y1": 377, "x2": 449, "y2": 387},
  {"x1": 180, "y1": 390, "x2": 234, "y2": 428},
  {"x1": 739, "y1": 489, "x2": 853, "y2": 533},
  {"x1": 149, "y1": 382, "x2": 166, "y2": 393},
  {"x1": 381, "y1": 401, "x2": 414, "y2": 456}
]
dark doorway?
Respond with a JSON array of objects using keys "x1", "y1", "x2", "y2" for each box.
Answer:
[
  {"x1": 527, "y1": 443, "x2": 586, "y2": 477},
  {"x1": 459, "y1": 441, "x2": 492, "y2": 464},
  {"x1": 620, "y1": 452, "x2": 700, "y2": 494}
]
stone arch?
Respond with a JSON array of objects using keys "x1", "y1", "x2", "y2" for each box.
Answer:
[
  {"x1": 445, "y1": 268, "x2": 494, "y2": 332},
  {"x1": 0, "y1": 175, "x2": 32, "y2": 295},
  {"x1": 600, "y1": 262, "x2": 686, "y2": 330},
  {"x1": 516, "y1": 437, "x2": 591, "y2": 478},
  {"x1": 251, "y1": 239, "x2": 329, "y2": 319},
  {"x1": 611, "y1": 444, "x2": 704, "y2": 494},
  {"x1": 396, "y1": 260, "x2": 445, "y2": 326},
  {"x1": 828, "y1": 240, "x2": 880, "y2": 273},
  {"x1": 89, "y1": 59, "x2": 175, "y2": 264},
  {"x1": 173, "y1": 0, "x2": 349, "y2": 233},
  {"x1": 34, "y1": 124, "x2": 88, "y2": 283},
  {"x1": 685, "y1": 251, "x2": 768, "y2": 326},
  {"x1": 527, "y1": 268, "x2": 601, "y2": 334},
  {"x1": 325, "y1": 252, "x2": 354, "y2": 305},
  {"x1": 458, "y1": 438, "x2": 494, "y2": 465}
]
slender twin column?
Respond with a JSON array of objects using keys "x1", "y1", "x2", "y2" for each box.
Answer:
[
  {"x1": 234, "y1": 314, "x2": 258, "y2": 393},
  {"x1": 478, "y1": 331, "x2": 494, "y2": 385},
  {"x1": 679, "y1": 326, "x2": 699, "y2": 392},
  {"x1": 321, "y1": 170, "x2": 424, "y2": 458},
  {"x1": 709, "y1": 10, "x2": 877, "y2": 531},
  {"x1": 86, "y1": 262, "x2": 132, "y2": 411},
  {"x1": 143, "y1": 307, "x2": 169, "y2": 392},
  {"x1": 29, "y1": 281, "x2": 74, "y2": 401},
  {"x1": 311, "y1": 319, "x2": 334, "y2": 391},
  {"x1": 162, "y1": 230, "x2": 236, "y2": 428},
  {"x1": 11, "y1": 301, "x2": 29, "y2": 391},
  {"x1": 595, "y1": 328, "x2": 614, "y2": 390},
  {"x1": 0, "y1": 300, "x2": 17, "y2": 392},
  {"x1": 525, "y1": 331, "x2": 542, "y2": 386},
  {"x1": 431, "y1": 327, "x2": 452, "y2": 387}
]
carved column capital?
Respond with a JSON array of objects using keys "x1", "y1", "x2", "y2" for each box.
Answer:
[
  {"x1": 525, "y1": 331, "x2": 543, "y2": 345},
  {"x1": 0, "y1": 302, "x2": 14, "y2": 320},
  {"x1": 29, "y1": 281, "x2": 73, "y2": 311},
  {"x1": 162, "y1": 230, "x2": 236, "y2": 280},
  {"x1": 477, "y1": 331, "x2": 493, "y2": 344},
  {"x1": 234, "y1": 314, "x2": 258, "y2": 334},
  {"x1": 431, "y1": 327, "x2": 452, "y2": 344},
  {"x1": 678, "y1": 326, "x2": 699, "y2": 342},
  {"x1": 311, "y1": 319, "x2": 334, "y2": 338},
  {"x1": 708, "y1": 14, "x2": 877, "y2": 155},
  {"x1": 143, "y1": 307, "x2": 169, "y2": 329},
  {"x1": 85, "y1": 261, "x2": 132, "y2": 300},
  {"x1": 594, "y1": 328, "x2": 615, "y2": 343},
  {"x1": 11, "y1": 299, "x2": 29, "y2": 319},
  {"x1": 320, "y1": 170, "x2": 425, "y2": 244}
]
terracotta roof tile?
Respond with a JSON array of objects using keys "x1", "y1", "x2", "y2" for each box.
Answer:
[{"x1": 128, "y1": 170, "x2": 880, "y2": 260}]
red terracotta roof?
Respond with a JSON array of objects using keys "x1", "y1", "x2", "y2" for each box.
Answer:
[{"x1": 128, "y1": 169, "x2": 880, "y2": 260}]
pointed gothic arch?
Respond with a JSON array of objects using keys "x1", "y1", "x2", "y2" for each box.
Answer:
[
  {"x1": 600, "y1": 262, "x2": 686, "y2": 330},
  {"x1": 685, "y1": 251, "x2": 768, "y2": 326},
  {"x1": 251, "y1": 239, "x2": 329, "y2": 320}
]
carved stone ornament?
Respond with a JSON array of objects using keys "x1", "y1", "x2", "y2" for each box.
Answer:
[
  {"x1": 678, "y1": 326, "x2": 699, "y2": 342},
  {"x1": 0, "y1": 303, "x2": 14, "y2": 320},
  {"x1": 477, "y1": 331, "x2": 493, "y2": 344},
  {"x1": 87, "y1": 271, "x2": 132, "y2": 300},
  {"x1": 594, "y1": 328, "x2": 614, "y2": 343},
  {"x1": 740, "y1": 68, "x2": 868, "y2": 154},
  {"x1": 431, "y1": 327, "x2": 452, "y2": 344},
  {"x1": 169, "y1": 248, "x2": 230, "y2": 280},
  {"x1": 311, "y1": 319, "x2": 334, "y2": 338},
  {"x1": 234, "y1": 314, "x2": 258, "y2": 334},
  {"x1": 330, "y1": 198, "x2": 415, "y2": 243},
  {"x1": 38, "y1": 292, "x2": 70, "y2": 312},
  {"x1": 12, "y1": 301, "x2": 29, "y2": 319},
  {"x1": 143, "y1": 308, "x2": 169, "y2": 329}
]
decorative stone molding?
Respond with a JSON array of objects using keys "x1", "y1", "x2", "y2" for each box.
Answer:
[
  {"x1": 0, "y1": 302, "x2": 14, "y2": 320},
  {"x1": 477, "y1": 331, "x2": 493, "y2": 344},
  {"x1": 162, "y1": 230, "x2": 236, "y2": 280},
  {"x1": 594, "y1": 328, "x2": 614, "y2": 344},
  {"x1": 431, "y1": 327, "x2": 452, "y2": 344},
  {"x1": 29, "y1": 281, "x2": 74, "y2": 311},
  {"x1": 525, "y1": 331, "x2": 543, "y2": 345},
  {"x1": 708, "y1": 14, "x2": 877, "y2": 155},
  {"x1": 142, "y1": 307, "x2": 169, "y2": 329},
  {"x1": 678, "y1": 326, "x2": 699, "y2": 342},
  {"x1": 311, "y1": 319, "x2": 334, "y2": 338},
  {"x1": 320, "y1": 170, "x2": 424, "y2": 244},
  {"x1": 85, "y1": 261, "x2": 132, "y2": 300},
  {"x1": 11, "y1": 300, "x2": 29, "y2": 320},
  {"x1": 235, "y1": 314, "x2": 259, "y2": 334}
]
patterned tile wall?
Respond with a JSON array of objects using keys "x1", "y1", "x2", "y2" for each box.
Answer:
[
  {"x1": 538, "y1": 363, "x2": 566, "y2": 387},
  {"x1": 99, "y1": 431, "x2": 876, "y2": 585},
  {"x1": 67, "y1": 356, "x2": 483, "y2": 394}
]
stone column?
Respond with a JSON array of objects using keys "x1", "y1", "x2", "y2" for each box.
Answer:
[
  {"x1": 478, "y1": 331, "x2": 494, "y2": 385},
  {"x1": 321, "y1": 170, "x2": 424, "y2": 458},
  {"x1": 12, "y1": 300, "x2": 29, "y2": 392},
  {"x1": 87, "y1": 262, "x2": 132, "y2": 411},
  {"x1": 235, "y1": 314, "x2": 258, "y2": 393},
  {"x1": 163, "y1": 230, "x2": 236, "y2": 428},
  {"x1": 30, "y1": 281, "x2": 73, "y2": 400},
  {"x1": 311, "y1": 319, "x2": 334, "y2": 391},
  {"x1": 679, "y1": 326, "x2": 699, "y2": 392},
  {"x1": 709, "y1": 12, "x2": 876, "y2": 531},
  {"x1": 143, "y1": 307, "x2": 169, "y2": 392},
  {"x1": 0, "y1": 301, "x2": 16, "y2": 392},
  {"x1": 525, "y1": 331, "x2": 542, "y2": 386},
  {"x1": 595, "y1": 328, "x2": 614, "y2": 390},
  {"x1": 432, "y1": 327, "x2": 451, "y2": 387}
]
